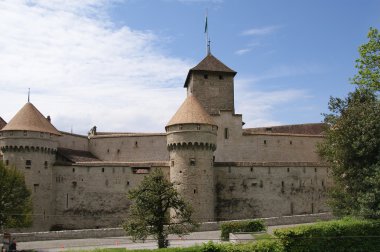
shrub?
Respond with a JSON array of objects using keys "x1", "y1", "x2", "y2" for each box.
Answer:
[
  {"x1": 220, "y1": 219, "x2": 266, "y2": 241},
  {"x1": 274, "y1": 218, "x2": 380, "y2": 252},
  {"x1": 200, "y1": 240, "x2": 283, "y2": 252}
]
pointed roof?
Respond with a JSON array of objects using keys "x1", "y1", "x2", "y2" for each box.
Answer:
[
  {"x1": 166, "y1": 95, "x2": 216, "y2": 127},
  {"x1": 184, "y1": 53, "x2": 237, "y2": 87},
  {"x1": 0, "y1": 117, "x2": 6, "y2": 130},
  {"x1": 1, "y1": 103, "x2": 61, "y2": 135}
]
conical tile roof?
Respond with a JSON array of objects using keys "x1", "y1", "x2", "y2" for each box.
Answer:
[
  {"x1": 166, "y1": 95, "x2": 216, "y2": 127},
  {"x1": 184, "y1": 53, "x2": 236, "y2": 87},
  {"x1": 1, "y1": 103, "x2": 61, "y2": 135},
  {"x1": 0, "y1": 117, "x2": 6, "y2": 130}
]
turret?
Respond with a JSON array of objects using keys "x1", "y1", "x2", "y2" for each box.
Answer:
[
  {"x1": 0, "y1": 102, "x2": 61, "y2": 230},
  {"x1": 184, "y1": 53, "x2": 237, "y2": 115},
  {"x1": 166, "y1": 95, "x2": 217, "y2": 222}
]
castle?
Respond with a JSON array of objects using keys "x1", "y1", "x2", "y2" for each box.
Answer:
[{"x1": 0, "y1": 53, "x2": 331, "y2": 231}]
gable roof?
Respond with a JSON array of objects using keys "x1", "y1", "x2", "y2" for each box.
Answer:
[
  {"x1": 166, "y1": 95, "x2": 216, "y2": 127},
  {"x1": 1, "y1": 102, "x2": 61, "y2": 135},
  {"x1": 0, "y1": 117, "x2": 6, "y2": 130},
  {"x1": 184, "y1": 53, "x2": 237, "y2": 87},
  {"x1": 57, "y1": 148, "x2": 99, "y2": 163}
]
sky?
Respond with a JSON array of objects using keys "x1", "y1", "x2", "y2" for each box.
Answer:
[{"x1": 0, "y1": 0, "x2": 379, "y2": 134}]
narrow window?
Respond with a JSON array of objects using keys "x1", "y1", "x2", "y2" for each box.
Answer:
[
  {"x1": 189, "y1": 158, "x2": 196, "y2": 166},
  {"x1": 5, "y1": 160, "x2": 9, "y2": 166},
  {"x1": 33, "y1": 184, "x2": 39, "y2": 193},
  {"x1": 107, "y1": 149, "x2": 110, "y2": 153},
  {"x1": 287, "y1": 167, "x2": 290, "y2": 172},
  {"x1": 127, "y1": 181, "x2": 130, "y2": 186},
  {"x1": 23, "y1": 130, "x2": 27, "y2": 136},
  {"x1": 204, "y1": 74, "x2": 208, "y2": 79},
  {"x1": 72, "y1": 168, "x2": 75, "y2": 173},
  {"x1": 44, "y1": 161, "x2": 48, "y2": 169},
  {"x1": 315, "y1": 168, "x2": 317, "y2": 172},
  {"x1": 228, "y1": 166, "x2": 231, "y2": 173},
  {"x1": 196, "y1": 124, "x2": 201, "y2": 130},
  {"x1": 260, "y1": 180, "x2": 263, "y2": 188},
  {"x1": 194, "y1": 189, "x2": 197, "y2": 194},
  {"x1": 264, "y1": 140, "x2": 267, "y2": 144},
  {"x1": 179, "y1": 125, "x2": 183, "y2": 130},
  {"x1": 102, "y1": 167, "x2": 105, "y2": 173},
  {"x1": 112, "y1": 168, "x2": 115, "y2": 173},
  {"x1": 250, "y1": 167, "x2": 253, "y2": 172},
  {"x1": 25, "y1": 160, "x2": 31, "y2": 169},
  {"x1": 117, "y1": 149, "x2": 120, "y2": 153},
  {"x1": 322, "y1": 180, "x2": 325, "y2": 187},
  {"x1": 135, "y1": 141, "x2": 138, "y2": 147},
  {"x1": 171, "y1": 160, "x2": 174, "y2": 167},
  {"x1": 290, "y1": 140, "x2": 292, "y2": 145},
  {"x1": 224, "y1": 128, "x2": 229, "y2": 139},
  {"x1": 219, "y1": 75, "x2": 223, "y2": 80},
  {"x1": 66, "y1": 194, "x2": 69, "y2": 208},
  {"x1": 40, "y1": 132, "x2": 44, "y2": 138},
  {"x1": 281, "y1": 181, "x2": 284, "y2": 187},
  {"x1": 268, "y1": 167, "x2": 271, "y2": 174}
]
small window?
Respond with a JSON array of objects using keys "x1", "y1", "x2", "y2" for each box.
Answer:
[
  {"x1": 189, "y1": 158, "x2": 196, "y2": 166},
  {"x1": 33, "y1": 184, "x2": 39, "y2": 192},
  {"x1": 112, "y1": 168, "x2": 115, "y2": 173},
  {"x1": 250, "y1": 167, "x2": 253, "y2": 172},
  {"x1": 25, "y1": 160, "x2": 31, "y2": 169},
  {"x1": 204, "y1": 74, "x2": 208, "y2": 79},
  {"x1": 193, "y1": 189, "x2": 197, "y2": 194},
  {"x1": 117, "y1": 149, "x2": 120, "y2": 153},
  {"x1": 228, "y1": 166, "x2": 231, "y2": 173},
  {"x1": 196, "y1": 124, "x2": 201, "y2": 130},
  {"x1": 127, "y1": 181, "x2": 130, "y2": 186},
  {"x1": 219, "y1": 75, "x2": 223, "y2": 80},
  {"x1": 315, "y1": 168, "x2": 317, "y2": 172},
  {"x1": 5, "y1": 160, "x2": 9, "y2": 166},
  {"x1": 44, "y1": 161, "x2": 48, "y2": 169},
  {"x1": 179, "y1": 125, "x2": 183, "y2": 130},
  {"x1": 102, "y1": 168, "x2": 105, "y2": 173},
  {"x1": 171, "y1": 160, "x2": 174, "y2": 167},
  {"x1": 281, "y1": 181, "x2": 284, "y2": 187},
  {"x1": 290, "y1": 140, "x2": 292, "y2": 145},
  {"x1": 322, "y1": 180, "x2": 325, "y2": 187},
  {"x1": 23, "y1": 130, "x2": 27, "y2": 136},
  {"x1": 107, "y1": 149, "x2": 110, "y2": 153},
  {"x1": 40, "y1": 132, "x2": 44, "y2": 138},
  {"x1": 135, "y1": 141, "x2": 138, "y2": 147},
  {"x1": 224, "y1": 128, "x2": 229, "y2": 139},
  {"x1": 10, "y1": 131, "x2": 14, "y2": 136},
  {"x1": 264, "y1": 140, "x2": 267, "y2": 144},
  {"x1": 72, "y1": 168, "x2": 75, "y2": 173},
  {"x1": 287, "y1": 167, "x2": 290, "y2": 172}
]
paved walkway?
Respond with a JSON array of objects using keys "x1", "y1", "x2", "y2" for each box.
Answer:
[{"x1": 18, "y1": 223, "x2": 314, "y2": 251}]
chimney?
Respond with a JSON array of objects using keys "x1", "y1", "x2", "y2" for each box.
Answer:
[{"x1": 47, "y1": 115, "x2": 51, "y2": 123}]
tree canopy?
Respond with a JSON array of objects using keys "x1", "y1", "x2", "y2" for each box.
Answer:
[
  {"x1": 319, "y1": 27, "x2": 380, "y2": 218},
  {"x1": 0, "y1": 161, "x2": 32, "y2": 230},
  {"x1": 123, "y1": 169, "x2": 197, "y2": 248},
  {"x1": 351, "y1": 27, "x2": 380, "y2": 91}
]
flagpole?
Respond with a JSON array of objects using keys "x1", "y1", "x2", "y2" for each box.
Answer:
[{"x1": 205, "y1": 9, "x2": 209, "y2": 55}]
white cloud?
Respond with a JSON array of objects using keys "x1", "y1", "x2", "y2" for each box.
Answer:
[
  {"x1": 241, "y1": 25, "x2": 282, "y2": 36},
  {"x1": 235, "y1": 77, "x2": 310, "y2": 127},
  {"x1": 235, "y1": 48, "x2": 251, "y2": 55},
  {"x1": 0, "y1": 0, "x2": 192, "y2": 134}
]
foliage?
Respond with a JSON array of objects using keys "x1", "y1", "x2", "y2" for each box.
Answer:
[
  {"x1": 123, "y1": 169, "x2": 197, "y2": 248},
  {"x1": 220, "y1": 220, "x2": 266, "y2": 241},
  {"x1": 318, "y1": 27, "x2": 380, "y2": 218},
  {"x1": 274, "y1": 218, "x2": 380, "y2": 252},
  {"x1": 0, "y1": 161, "x2": 32, "y2": 230},
  {"x1": 351, "y1": 27, "x2": 380, "y2": 91}
]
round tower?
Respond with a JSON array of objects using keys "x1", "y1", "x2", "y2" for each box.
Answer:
[
  {"x1": 0, "y1": 102, "x2": 61, "y2": 230},
  {"x1": 166, "y1": 95, "x2": 217, "y2": 222}
]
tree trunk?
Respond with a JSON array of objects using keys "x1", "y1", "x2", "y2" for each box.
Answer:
[{"x1": 157, "y1": 232, "x2": 167, "y2": 248}]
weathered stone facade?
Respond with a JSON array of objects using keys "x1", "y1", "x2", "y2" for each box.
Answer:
[{"x1": 0, "y1": 53, "x2": 331, "y2": 231}]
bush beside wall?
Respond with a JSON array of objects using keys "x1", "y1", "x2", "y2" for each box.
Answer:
[
  {"x1": 220, "y1": 220, "x2": 266, "y2": 241},
  {"x1": 274, "y1": 218, "x2": 380, "y2": 252}
]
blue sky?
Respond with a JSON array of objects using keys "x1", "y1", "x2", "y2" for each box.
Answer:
[{"x1": 0, "y1": 0, "x2": 379, "y2": 134}]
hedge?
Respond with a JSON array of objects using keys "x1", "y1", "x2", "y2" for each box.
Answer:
[
  {"x1": 274, "y1": 218, "x2": 380, "y2": 252},
  {"x1": 220, "y1": 219, "x2": 266, "y2": 241}
]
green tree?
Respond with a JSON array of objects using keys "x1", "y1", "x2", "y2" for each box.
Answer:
[
  {"x1": 351, "y1": 27, "x2": 380, "y2": 91},
  {"x1": 0, "y1": 161, "x2": 32, "y2": 230},
  {"x1": 123, "y1": 169, "x2": 197, "y2": 248},
  {"x1": 319, "y1": 27, "x2": 380, "y2": 218}
]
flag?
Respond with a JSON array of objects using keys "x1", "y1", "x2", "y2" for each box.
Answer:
[{"x1": 204, "y1": 15, "x2": 208, "y2": 34}]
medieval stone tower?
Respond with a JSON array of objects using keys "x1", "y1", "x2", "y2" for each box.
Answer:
[
  {"x1": 0, "y1": 102, "x2": 61, "y2": 230},
  {"x1": 185, "y1": 53, "x2": 237, "y2": 115},
  {"x1": 166, "y1": 95, "x2": 218, "y2": 222}
]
